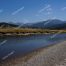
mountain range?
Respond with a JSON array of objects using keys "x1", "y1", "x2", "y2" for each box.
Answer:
[{"x1": 0, "y1": 19, "x2": 66, "y2": 29}]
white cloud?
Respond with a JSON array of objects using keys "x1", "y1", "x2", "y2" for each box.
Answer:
[
  {"x1": 47, "y1": 11, "x2": 51, "y2": 15},
  {"x1": 37, "y1": 4, "x2": 52, "y2": 16},
  {"x1": 46, "y1": 7, "x2": 52, "y2": 11},
  {"x1": 52, "y1": 17, "x2": 57, "y2": 19},
  {"x1": 38, "y1": 4, "x2": 52, "y2": 13},
  {"x1": 35, "y1": 14, "x2": 39, "y2": 16},
  {"x1": 61, "y1": 7, "x2": 66, "y2": 11},
  {"x1": 0, "y1": 9, "x2": 3, "y2": 13},
  {"x1": 12, "y1": 6, "x2": 24, "y2": 15},
  {"x1": 23, "y1": 19, "x2": 30, "y2": 23}
]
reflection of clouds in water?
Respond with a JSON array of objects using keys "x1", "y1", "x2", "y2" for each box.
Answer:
[
  {"x1": 2, "y1": 51, "x2": 15, "y2": 60},
  {"x1": 0, "y1": 40, "x2": 7, "y2": 46}
]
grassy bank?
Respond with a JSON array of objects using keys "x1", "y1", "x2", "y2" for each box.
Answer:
[{"x1": 0, "y1": 28, "x2": 66, "y2": 36}]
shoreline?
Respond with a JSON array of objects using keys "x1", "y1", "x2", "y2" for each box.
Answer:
[{"x1": 0, "y1": 41, "x2": 66, "y2": 66}]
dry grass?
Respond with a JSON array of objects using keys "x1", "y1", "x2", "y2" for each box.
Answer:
[{"x1": 0, "y1": 28, "x2": 66, "y2": 35}]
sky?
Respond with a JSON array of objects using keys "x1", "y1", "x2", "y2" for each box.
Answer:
[{"x1": 0, "y1": 0, "x2": 66, "y2": 23}]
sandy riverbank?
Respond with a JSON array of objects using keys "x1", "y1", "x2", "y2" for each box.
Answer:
[{"x1": 0, "y1": 41, "x2": 66, "y2": 66}]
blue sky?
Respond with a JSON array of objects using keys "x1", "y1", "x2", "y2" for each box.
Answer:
[{"x1": 0, "y1": 0, "x2": 66, "y2": 23}]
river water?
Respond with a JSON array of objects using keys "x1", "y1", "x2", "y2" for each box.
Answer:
[{"x1": 0, "y1": 34, "x2": 66, "y2": 61}]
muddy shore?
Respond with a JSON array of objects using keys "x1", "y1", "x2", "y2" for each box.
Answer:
[{"x1": 0, "y1": 41, "x2": 66, "y2": 66}]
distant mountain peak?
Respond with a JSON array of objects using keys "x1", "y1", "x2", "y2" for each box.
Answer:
[{"x1": 0, "y1": 19, "x2": 66, "y2": 29}]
